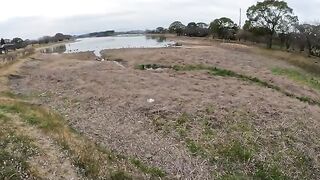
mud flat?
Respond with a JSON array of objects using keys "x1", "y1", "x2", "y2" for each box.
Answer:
[{"x1": 9, "y1": 36, "x2": 320, "y2": 179}]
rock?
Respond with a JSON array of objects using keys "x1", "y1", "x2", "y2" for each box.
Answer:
[
  {"x1": 146, "y1": 153, "x2": 153, "y2": 159},
  {"x1": 8, "y1": 74, "x2": 23, "y2": 79}
]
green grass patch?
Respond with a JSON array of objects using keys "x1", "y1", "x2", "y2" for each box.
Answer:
[
  {"x1": 172, "y1": 64, "x2": 280, "y2": 90},
  {"x1": 185, "y1": 138, "x2": 208, "y2": 157},
  {"x1": 130, "y1": 158, "x2": 166, "y2": 177},
  {"x1": 0, "y1": 103, "x2": 64, "y2": 132},
  {"x1": 0, "y1": 104, "x2": 21, "y2": 113},
  {"x1": 272, "y1": 68, "x2": 320, "y2": 91},
  {"x1": 135, "y1": 64, "x2": 171, "y2": 70},
  {"x1": 254, "y1": 163, "x2": 288, "y2": 180},
  {"x1": 221, "y1": 141, "x2": 253, "y2": 163}
]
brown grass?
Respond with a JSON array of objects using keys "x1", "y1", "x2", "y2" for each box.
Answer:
[
  {"x1": 0, "y1": 97, "x2": 157, "y2": 179},
  {"x1": 255, "y1": 48, "x2": 320, "y2": 75}
]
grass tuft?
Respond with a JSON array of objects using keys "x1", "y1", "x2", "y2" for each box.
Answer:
[
  {"x1": 254, "y1": 163, "x2": 288, "y2": 180},
  {"x1": 135, "y1": 64, "x2": 171, "y2": 70},
  {"x1": 185, "y1": 138, "x2": 207, "y2": 157},
  {"x1": 130, "y1": 158, "x2": 166, "y2": 177},
  {"x1": 221, "y1": 141, "x2": 253, "y2": 163}
]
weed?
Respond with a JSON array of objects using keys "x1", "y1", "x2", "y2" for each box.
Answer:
[
  {"x1": 0, "y1": 104, "x2": 21, "y2": 113},
  {"x1": 177, "y1": 127, "x2": 187, "y2": 139},
  {"x1": 24, "y1": 113, "x2": 41, "y2": 125},
  {"x1": 135, "y1": 64, "x2": 146, "y2": 70},
  {"x1": 73, "y1": 145, "x2": 101, "y2": 178},
  {"x1": 185, "y1": 138, "x2": 207, "y2": 157},
  {"x1": 151, "y1": 117, "x2": 165, "y2": 131},
  {"x1": 254, "y1": 163, "x2": 288, "y2": 180},
  {"x1": 135, "y1": 64, "x2": 171, "y2": 70},
  {"x1": 221, "y1": 141, "x2": 253, "y2": 163},
  {"x1": 130, "y1": 158, "x2": 166, "y2": 177},
  {"x1": 176, "y1": 113, "x2": 189, "y2": 126},
  {"x1": 202, "y1": 118, "x2": 215, "y2": 139},
  {"x1": 205, "y1": 105, "x2": 215, "y2": 114},
  {"x1": 291, "y1": 150, "x2": 317, "y2": 178}
]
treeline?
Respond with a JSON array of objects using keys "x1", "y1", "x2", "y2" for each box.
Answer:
[
  {"x1": 152, "y1": 0, "x2": 320, "y2": 57},
  {"x1": 0, "y1": 33, "x2": 73, "y2": 51},
  {"x1": 77, "y1": 30, "x2": 115, "y2": 38},
  {"x1": 37, "y1": 33, "x2": 73, "y2": 44},
  {"x1": 1, "y1": 37, "x2": 31, "y2": 49}
]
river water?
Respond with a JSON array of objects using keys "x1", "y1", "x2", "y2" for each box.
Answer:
[{"x1": 43, "y1": 35, "x2": 175, "y2": 57}]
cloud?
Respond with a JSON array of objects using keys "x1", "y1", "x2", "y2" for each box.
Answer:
[{"x1": 0, "y1": 0, "x2": 318, "y2": 39}]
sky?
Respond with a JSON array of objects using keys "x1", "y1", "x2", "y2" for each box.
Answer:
[{"x1": 0, "y1": 0, "x2": 319, "y2": 39}]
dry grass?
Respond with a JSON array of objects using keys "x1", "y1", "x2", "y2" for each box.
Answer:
[
  {"x1": 148, "y1": 107, "x2": 320, "y2": 179},
  {"x1": 0, "y1": 47, "x2": 35, "y2": 65},
  {"x1": 0, "y1": 48, "x2": 164, "y2": 179},
  {"x1": 0, "y1": 112, "x2": 39, "y2": 179},
  {"x1": 137, "y1": 63, "x2": 320, "y2": 106},
  {"x1": 255, "y1": 48, "x2": 320, "y2": 75},
  {"x1": 0, "y1": 56, "x2": 166, "y2": 179},
  {"x1": 0, "y1": 96, "x2": 167, "y2": 179},
  {"x1": 3, "y1": 36, "x2": 320, "y2": 179}
]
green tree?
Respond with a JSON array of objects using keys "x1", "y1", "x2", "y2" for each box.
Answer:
[
  {"x1": 196, "y1": 22, "x2": 208, "y2": 29},
  {"x1": 185, "y1": 22, "x2": 198, "y2": 37},
  {"x1": 11, "y1": 37, "x2": 23, "y2": 44},
  {"x1": 246, "y1": 0, "x2": 298, "y2": 48},
  {"x1": 11, "y1": 37, "x2": 26, "y2": 49},
  {"x1": 195, "y1": 22, "x2": 209, "y2": 37},
  {"x1": 169, "y1": 21, "x2": 186, "y2": 36},
  {"x1": 0, "y1": 38, "x2": 5, "y2": 45},
  {"x1": 156, "y1": 27, "x2": 165, "y2": 34},
  {"x1": 297, "y1": 24, "x2": 320, "y2": 55},
  {"x1": 209, "y1": 17, "x2": 237, "y2": 39}
]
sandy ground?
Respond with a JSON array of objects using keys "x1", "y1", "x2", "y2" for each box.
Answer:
[{"x1": 9, "y1": 37, "x2": 320, "y2": 179}]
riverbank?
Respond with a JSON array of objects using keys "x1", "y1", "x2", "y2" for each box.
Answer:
[{"x1": 2, "y1": 35, "x2": 320, "y2": 179}]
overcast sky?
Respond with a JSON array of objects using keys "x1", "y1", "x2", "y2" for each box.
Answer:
[{"x1": 0, "y1": 0, "x2": 319, "y2": 39}]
